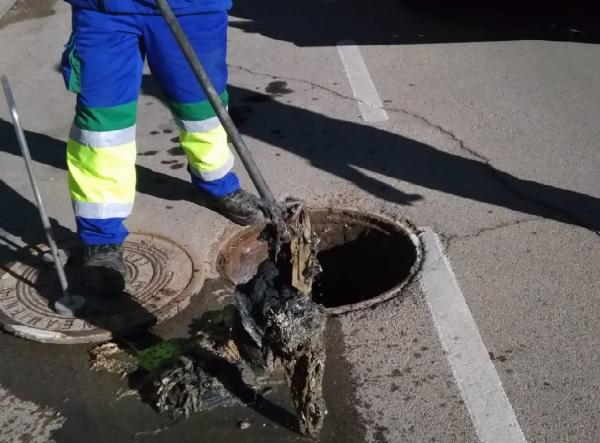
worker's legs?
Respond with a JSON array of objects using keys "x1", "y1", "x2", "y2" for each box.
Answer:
[
  {"x1": 61, "y1": 9, "x2": 143, "y2": 294},
  {"x1": 143, "y1": 12, "x2": 265, "y2": 225},
  {"x1": 61, "y1": 10, "x2": 143, "y2": 246},
  {"x1": 143, "y1": 11, "x2": 237, "y2": 196}
]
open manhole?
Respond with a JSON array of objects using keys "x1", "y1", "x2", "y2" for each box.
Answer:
[
  {"x1": 218, "y1": 208, "x2": 422, "y2": 315},
  {"x1": 0, "y1": 233, "x2": 203, "y2": 344}
]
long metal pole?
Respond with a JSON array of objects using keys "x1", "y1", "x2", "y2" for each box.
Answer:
[
  {"x1": 154, "y1": 0, "x2": 277, "y2": 207},
  {"x1": 1, "y1": 76, "x2": 73, "y2": 303}
]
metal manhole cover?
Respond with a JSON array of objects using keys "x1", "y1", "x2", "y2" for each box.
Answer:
[{"x1": 0, "y1": 233, "x2": 203, "y2": 344}]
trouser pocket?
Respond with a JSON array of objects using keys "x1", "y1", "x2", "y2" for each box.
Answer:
[{"x1": 61, "y1": 34, "x2": 82, "y2": 93}]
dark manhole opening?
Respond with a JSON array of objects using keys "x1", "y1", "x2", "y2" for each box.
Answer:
[
  {"x1": 218, "y1": 208, "x2": 421, "y2": 315},
  {"x1": 313, "y1": 230, "x2": 413, "y2": 308}
]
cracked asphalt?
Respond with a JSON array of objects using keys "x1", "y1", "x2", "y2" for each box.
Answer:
[{"x1": 1, "y1": 0, "x2": 600, "y2": 442}]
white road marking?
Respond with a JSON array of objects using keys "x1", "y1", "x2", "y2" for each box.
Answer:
[
  {"x1": 0, "y1": 0, "x2": 18, "y2": 19},
  {"x1": 420, "y1": 228, "x2": 527, "y2": 443},
  {"x1": 336, "y1": 41, "x2": 388, "y2": 122},
  {"x1": 0, "y1": 385, "x2": 66, "y2": 442}
]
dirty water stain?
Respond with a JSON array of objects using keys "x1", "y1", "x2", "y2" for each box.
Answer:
[
  {"x1": 161, "y1": 160, "x2": 178, "y2": 165},
  {"x1": 150, "y1": 131, "x2": 160, "y2": 135},
  {"x1": 170, "y1": 137, "x2": 179, "y2": 143},
  {"x1": 0, "y1": 0, "x2": 57, "y2": 29},
  {"x1": 266, "y1": 81, "x2": 293, "y2": 96},
  {"x1": 139, "y1": 150, "x2": 158, "y2": 156},
  {"x1": 167, "y1": 147, "x2": 185, "y2": 156},
  {"x1": 170, "y1": 163, "x2": 185, "y2": 170},
  {"x1": 0, "y1": 279, "x2": 366, "y2": 443},
  {"x1": 321, "y1": 319, "x2": 369, "y2": 442},
  {"x1": 163, "y1": 129, "x2": 174, "y2": 134}
]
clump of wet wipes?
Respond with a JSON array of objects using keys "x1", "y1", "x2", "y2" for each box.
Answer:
[
  {"x1": 152, "y1": 356, "x2": 239, "y2": 419},
  {"x1": 142, "y1": 259, "x2": 327, "y2": 436},
  {"x1": 114, "y1": 210, "x2": 327, "y2": 436}
]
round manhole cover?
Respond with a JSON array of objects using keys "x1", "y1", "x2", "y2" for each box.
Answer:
[
  {"x1": 0, "y1": 233, "x2": 202, "y2": 344},
  {"x1": 217, "y1": 208, "x2": 422, "y2": 315}
]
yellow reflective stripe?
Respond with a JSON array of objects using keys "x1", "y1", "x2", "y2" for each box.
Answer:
[
  {"x1": 67, "y1": 139, "x2": 136, "y2": 204},
  {"x1": 180, "y1": 126, "x2": 232, "y2": 173}
]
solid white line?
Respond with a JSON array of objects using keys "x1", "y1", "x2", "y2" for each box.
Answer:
[
  {"x1": 336, "y1": 41, "x2": 388, "y2": 123},
  {"x1": 0, "y1": 0, "x2": 18, "y2": 20},
  {"x1": 420, "y1": 228, "x2": 527, "y2": 443}
]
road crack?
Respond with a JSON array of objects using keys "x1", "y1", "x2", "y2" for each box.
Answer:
[
  {"x1": 384, "y1": 107, "x2": 599, "y2": 237},
  {"x1": 229, "y1": 64, "x2": 599, "y2": 237},
  {"x1": 443, "y1": 217, "x2": 540, "y2": 249},
  {"x1": 229, "y1": 64, "x2": 358, "y2": 103}
]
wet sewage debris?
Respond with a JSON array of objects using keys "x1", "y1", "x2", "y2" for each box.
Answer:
[
  {"x1": 89, "y1": 210, "x2": 328, "y2": 437},
  {"x1": 266, "y1": 80, "x2": 294, "y2": 96},
  {"x1": 86, "y1": 209, "x2": 419, "y2": 438},
  {"x1": 90, "y1": 279, "x2": 326, "y2": 435}
]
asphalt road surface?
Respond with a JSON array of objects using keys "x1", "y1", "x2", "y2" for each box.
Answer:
[{"x1": 0, "y1": 1, "x2": 599, "y2": 442}]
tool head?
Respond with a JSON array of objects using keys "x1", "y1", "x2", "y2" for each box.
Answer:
[
  {"x1": 41, "y1": 249, "x2": 69, "y2": 268},
  {"x1": 54, "y1": 294, "x2": 86, "y2": 315},
  {"x1": 267, "y1": 197, "x2": 306, "y2": 243}
]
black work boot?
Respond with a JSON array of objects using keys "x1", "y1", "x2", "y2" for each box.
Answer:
[
  {"x1": 82, "y1": 244, "x2": 127, "y2": 296},
  {"x1": 200, "y1": 189, "x2": 267, "y2": 226}
]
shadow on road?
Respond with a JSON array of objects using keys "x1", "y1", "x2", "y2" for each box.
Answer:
[
  {"x1": 224, "y1": 85, "x2": 600, "y2": 233},
  {"x1": 230, "y1": 0, "x2": 600, "y2": 47},
  {"x1": 1, "y1": 80, "x2": 598, "y2": 266}
]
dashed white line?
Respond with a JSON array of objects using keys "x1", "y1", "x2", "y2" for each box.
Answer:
[
  {"x1": 336, "y1": 41, "x2": 388, "y2": 123},
  {"x1": 420, "y1": 228, "x2": 527, "y2": 443}
]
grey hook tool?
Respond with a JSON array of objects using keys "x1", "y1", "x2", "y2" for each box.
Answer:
[{"x1": 1, "y1": 76, "x2": 85, "y2": 315}]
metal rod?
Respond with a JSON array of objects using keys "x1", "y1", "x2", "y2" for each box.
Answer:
[
  {"x1": 1, "y1": 75, "x2": 73, "y2": 303},
  {"x1": 154, "y1": 0, "x2": 277, "y2": 206}
]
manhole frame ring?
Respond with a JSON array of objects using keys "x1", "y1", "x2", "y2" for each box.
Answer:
[
  {"x1": 0, "y1": 231, "x2": 205, "y2": 344},
  {"x1": 217, "y1": 207, "x2": 423, "y2": 316}
]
